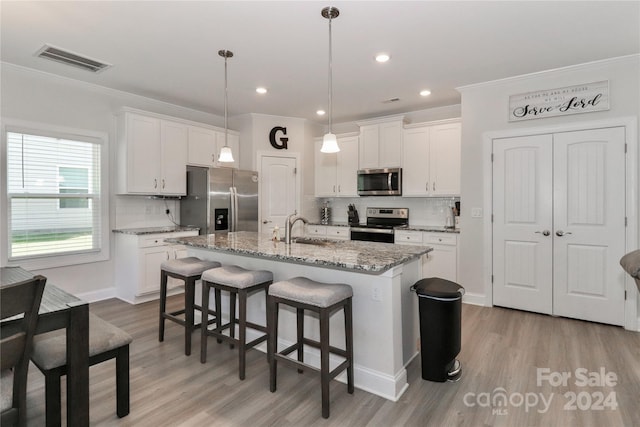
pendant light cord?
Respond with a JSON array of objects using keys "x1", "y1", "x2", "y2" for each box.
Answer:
[
  {"x1": 224, "y1": 54, "x2": 228, "y2": 147},
  {"x1": 328, "y1": 15, "x2": 333, "y2": 134}
]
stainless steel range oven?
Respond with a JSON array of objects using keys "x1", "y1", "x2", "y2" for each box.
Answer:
[{"x1": 350, "y1": 208, "x2": 408, "y2": 243}]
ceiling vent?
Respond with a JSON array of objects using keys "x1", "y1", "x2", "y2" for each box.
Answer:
[
  {"x1": 35, "y1": 44, "x2": 112, "y2": 73},
  {"x1": 382, "y1": 97, "x2": 401, "y2": 104}
]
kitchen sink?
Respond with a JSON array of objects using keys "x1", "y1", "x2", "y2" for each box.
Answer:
[{"x1": 292, "y1": 238, "x2": 337, "y2": 247}]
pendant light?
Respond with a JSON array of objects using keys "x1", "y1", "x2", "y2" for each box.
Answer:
[
  {"x1": 320, "y1": 6, "x2": 340, "y2": 153},
  {"x1": 218, "y1": 49, "x2": 235, "y2": 163}
]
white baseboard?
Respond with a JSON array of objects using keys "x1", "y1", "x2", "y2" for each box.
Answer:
[
  {"x1": 76, "y1": 287, "x2": 117, "y2": 303},
  {"x1": 462, "y1": 292, "x2": 486, "y2": 306}
]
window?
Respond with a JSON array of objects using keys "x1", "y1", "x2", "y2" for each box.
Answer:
[
  {"x1": 58, "y1": 167, "x2": 89, "y2": 209},
  {"x1": 5, "y1": 127, "x2": 108, "y2": 267}
]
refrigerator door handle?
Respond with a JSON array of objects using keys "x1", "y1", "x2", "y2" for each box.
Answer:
[{"x1": 230, "y1": 186, "x2": 238, "y2": 232}]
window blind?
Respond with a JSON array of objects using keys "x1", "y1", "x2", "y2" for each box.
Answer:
[{"x1": 6, "y1": 131, "x2": 102, "y2": 260}]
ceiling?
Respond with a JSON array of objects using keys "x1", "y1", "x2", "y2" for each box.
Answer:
[{"x1": 1, "y1": 1, "x2": 638, "y2": 125}]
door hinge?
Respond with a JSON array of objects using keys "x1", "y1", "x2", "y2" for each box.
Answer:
[
  {"x1": 293, "y1": 167, "x2": 297, "y2": 174},
  {"x1": 624, "y1": 143, "x2": 627, "y2": 153},
  {"x1": 624, "y1": 290, "x2": 627, "y2": 300},
  {"x1": 491, "y1": 153, "x2": 494, "y2": 162},
  {"x1": 491, "y1": 275, "x2": 494, "y2": 283},
  {"x1": 625, "y1": 217, "x2": 628, "y2": 227},
  {"x1": 491, "y1": 213, "x2": 494, "y2": 223}
]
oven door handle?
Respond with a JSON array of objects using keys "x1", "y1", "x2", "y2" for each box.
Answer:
[{"x1": 350, "y1": 227, "x2": 395, "y2": 234}]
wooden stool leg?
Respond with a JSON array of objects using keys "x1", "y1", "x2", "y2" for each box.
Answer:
[
  {"x1": 320, "y1": 307, "x2": 331, "y2": 419},
  {"x1": 116, "y1": 345, "x2": 130, "y2": 417},
  {"x1": 200, "y1": 281, "x2": 210, "y2": 364},
  {"x1": 238, "y1": 289, "x2": 247, "y2": 380},
  {"x1": 229, "y1": 291, "x2": 236, "y2": 349},
  {"x1": 345, "y1": 298, "x2": 354, "y2": 394},
  {"x1": 269, "y1": 298, "x2": 278, "y2": 392},
  {"x1": 215, "y1": 288, "x2": 222, "y2": 343},
  {"x1": 44, "y1": 370, "x2": 62, "y2": 427},
  {"x1": 184, "y1": 277, "x2": 196, "y2": 356},
  {"x1": 159, "y1": 270, "x2": 168, "y2": 342},
  {"x1": 296, "y1": 307, "x2": 304, "y2": 373}
]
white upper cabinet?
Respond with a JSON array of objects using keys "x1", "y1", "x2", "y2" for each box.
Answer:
[
  {"x1": 116, "y1": 111, "x2": 187, "y2": 195},
  {"x1": 358, "y1": 117, "x2": 404, "y2": 169},
  {"x1": 187, "y1": 127, "x2": 239, "y2": 169},
  {"x1": 402, "y1": 120, "x2": 461, "y2": 197},
  {"x1": 315, "y1": 135, "x2": 359, "y2": 197}
]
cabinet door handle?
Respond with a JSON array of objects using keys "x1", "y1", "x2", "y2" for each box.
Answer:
[
  {"x1": 154, "y1": 179, "x2": 158, "y2": 189},
  {"x1": 333, "y1": 185, "x2": 336, "y2": 192},
  {"x1": 338, "y1": 185, "x2": 341, "y2": 192},
  {"x1": 433, "y1": 182, "x2": 436, "y2": 191},
  {"x1": 162, "y1": 179, "x2": 165, "y2": 189},
  {"x1": 166, "y1": 252, "x2": 169, "y2": 260},
  {"x1": 426, "y1": 182, "x2": 429, "y2": 192}
]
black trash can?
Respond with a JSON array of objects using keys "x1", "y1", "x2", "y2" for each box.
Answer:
[{"x1": 411, "y1": 277, "x2": 464, "y2": 382}]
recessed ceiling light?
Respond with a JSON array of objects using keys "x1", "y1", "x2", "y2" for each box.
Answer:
[
  {"x1": 420, "y1": 89, "x2": 431, "y2": 97},
  {"x1": 317, "y1": 110, "x2": 326, "y2": 116},
  {"x1": 375, "y1": 53, "x2": 390, "y2": 63},
  {"x1": 256, "y1": 87, "x2": 267, "y2": 94}
]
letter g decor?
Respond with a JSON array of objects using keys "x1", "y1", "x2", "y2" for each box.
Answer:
[{"x1": 269, "y1": 126, "x2": 288, "y2": 149}]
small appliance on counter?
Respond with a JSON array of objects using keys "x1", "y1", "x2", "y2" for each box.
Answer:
[
  {"x1": 347, "y1": 204, "x2": 360, "y2": 226},
  {"x1": 320, "y1": 201, "x2": 331, "y2": 225}
]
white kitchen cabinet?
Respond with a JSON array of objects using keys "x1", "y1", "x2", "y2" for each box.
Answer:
[
  {"x1": 116, "y1": 111, "x2": 187, "y2": 195},
  {"x1": 357, "y1": 117, "x2": 404, "y2": 169},
  {"x1": 314, "y1": 135, "x2": 359, "y2": 197},
  {"x1": 187, "y1": 126, "x2": 239, "y2": 169},
  {"x1": 402, "y1": 120, "x2": 461, "y2": 196},
  {"x1": 394, "y1": 230, "x2": 458, "y2": 282},
  {"x1": 114, "y1": 230, "x2": 198, "y2": 304},
  {"x1": 305, "y1": 225, "x2": 350, "y2": 240}
]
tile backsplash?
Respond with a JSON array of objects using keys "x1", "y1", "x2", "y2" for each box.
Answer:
[
  {"x1": 315, "y1": 196, "x2": 460, "y2": 227},
  {"x1": 113, "y1": 196, "x2": 180, "y2": 229}
]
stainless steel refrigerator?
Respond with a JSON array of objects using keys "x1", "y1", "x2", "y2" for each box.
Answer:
[{"x1": 180, "y1": 166, "x2": 259, "y2": 234}]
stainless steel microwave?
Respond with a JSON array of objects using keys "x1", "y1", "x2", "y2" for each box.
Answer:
[{"x1": 357, "y1": 168, "x2": 402, "y2": 196}]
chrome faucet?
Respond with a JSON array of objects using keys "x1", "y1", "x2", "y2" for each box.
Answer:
[{"x1": 285, "y1": 212, "x2": 308, "y2": 244}]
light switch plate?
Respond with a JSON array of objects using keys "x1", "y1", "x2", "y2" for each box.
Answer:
[{"x1": 471, "y1": 208, "x2": 483, "y2": 218}]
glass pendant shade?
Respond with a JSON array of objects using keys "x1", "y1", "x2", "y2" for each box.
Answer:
[
  {"x1": 218, "y1": 145, "x2": 234, "y2": 162},
  {"x1": 320, "y1": 133, "x2": 339, "y2": 153}
]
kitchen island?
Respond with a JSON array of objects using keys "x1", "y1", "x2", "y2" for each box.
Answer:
[{"x1": 166, "y1": 231, "x2": 431, "y2": 401}]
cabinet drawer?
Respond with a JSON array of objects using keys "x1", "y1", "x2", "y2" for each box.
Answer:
[
  {"x1": 326, "y1": 226, "x2": 349, "y2": 240},
  {"x1": 138, "y1": 231, "x2": 198, "y2": 248},
  {"x1": 395, "y1": 230, "x2": 423, "y2": 244},
  {"x1": 306, "y1": 225, "x2": 327, "y2": 236},
  {"x1": 424, "y1": 233, "x2": 457, "y2": 246},
  {"x1": 139, "y1": 235, "x2": 168, "y2": 248}
]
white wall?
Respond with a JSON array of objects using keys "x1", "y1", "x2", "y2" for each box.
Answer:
[
  {"x1": 457, "y1": 55, "x2": 640, "y2": 308},
  {"x1": 1, "y1": 64, "x2": 226, "y2": 300}
]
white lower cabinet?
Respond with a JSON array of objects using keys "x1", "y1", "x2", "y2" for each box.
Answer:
[
  {"x1": 115, "y1": 230, "x2": 198, "y2": 304},
  {"x1": 395, "y1": 230, "x2": 458, "y2": 282},
  {"x1": 305, "y1": 225, "x2": 350, "y2": 240}
]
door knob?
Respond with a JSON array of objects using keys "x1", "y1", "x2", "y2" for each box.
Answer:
[
  {"x1": 535, "y1": 230, "x2": 551, "y2": 236},
  {"x1": 556, "y1": 230, "x2": 572, "y2": 237}
]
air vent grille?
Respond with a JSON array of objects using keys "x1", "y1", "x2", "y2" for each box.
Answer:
[
  {"x1": 382, "y1": 97, "x2": 401, "y2": 104},
  {"x1": 36, "y1": 45, "x2": 112, "y2": 73}
]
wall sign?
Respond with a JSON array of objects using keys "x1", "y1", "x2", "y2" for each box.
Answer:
[
  {"x1": 269, "y1": 126, "x2": 288, "y2": 149},
  {"x1": 508, "y1": 80, "x2": 609, "y2": 122}
]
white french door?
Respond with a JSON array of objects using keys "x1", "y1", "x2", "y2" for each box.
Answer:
[{"x1": 493, "y1": 127, "x2": 627, "y2": 325}]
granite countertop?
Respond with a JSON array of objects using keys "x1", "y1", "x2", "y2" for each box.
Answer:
[
  {"x1": 165, "y1": 231, "x2": 431, "y2": 274},
  {"x1": 307, "y1": 222, "x2": 460, "y2": 234},
  {"x1": 112, "y1": 226, "x2": 199, "y2": 235}
]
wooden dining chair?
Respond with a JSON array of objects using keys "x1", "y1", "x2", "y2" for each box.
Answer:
[{"x1": 1, "y1": 274, "x2": 47, "y2": 427}]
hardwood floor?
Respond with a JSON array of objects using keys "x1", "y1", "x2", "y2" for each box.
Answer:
[{"x1": 26, "y1": 296, "x2": 640, "y2": 426}]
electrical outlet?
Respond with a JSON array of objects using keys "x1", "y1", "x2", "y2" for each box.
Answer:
[
  {"x1": 471, "y1": 207, "x2": 483, "y2": 218},
  {"x1": 372, "y1": 286, "x2": 381, "y2": 301}
]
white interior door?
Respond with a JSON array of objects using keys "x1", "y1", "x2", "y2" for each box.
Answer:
[
  {"x1": 493, "y1": 134, "x2": 553, "y2": 314},
  {"x1": 552, "y1": 127, "x2": 626, "y2": 325},
  {"x1": 493, "y1": 127, "x2": 627, "y2": 326},
  {"x1": 260, "y1": 155, "x2": 297, "y2": 235}
]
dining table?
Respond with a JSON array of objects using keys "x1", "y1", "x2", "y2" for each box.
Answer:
[{"x1": 1, "y1": 266, "x2": 89, "y2": 427}]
